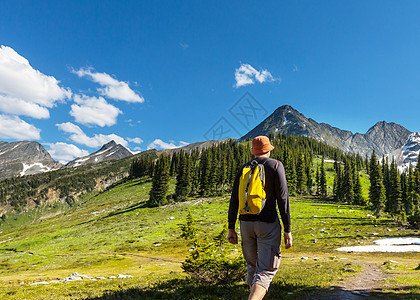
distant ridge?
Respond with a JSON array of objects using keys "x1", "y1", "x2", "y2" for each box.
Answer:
[
  {"x1": 241, "y1": 105, "x2": 412, "y2": 157},
  {"x1": 0, "y1": 141, "x2": 61, "y2": 180},
  {"x1": 66, "y1": 140, "x2": 133, "y2": 168}
]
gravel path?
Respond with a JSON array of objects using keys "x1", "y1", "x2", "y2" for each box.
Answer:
[{"x1": 302, "y1": 263, "x2": 389, "y2": 299}]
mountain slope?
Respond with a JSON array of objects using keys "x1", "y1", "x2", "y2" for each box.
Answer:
[
  {"x1": 66, "y1": 140, "x2": 133, "y2": 168},
  {"x1": 0, "y1": 141, "x2": 61, "y2": 179},
  {"x1": 395, "y1": 132, "x2": 420, "y2": 172},
  {"x1": 241, "y1": 105, "x2": 411, "y2": 157}
]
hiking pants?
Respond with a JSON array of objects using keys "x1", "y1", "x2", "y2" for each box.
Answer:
[{"x1": 240, "y1": 218, "x2": 281, "y2": 291}]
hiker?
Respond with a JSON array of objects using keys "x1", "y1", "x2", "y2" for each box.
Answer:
[{"x1": 227, "y1": 135, "x2": 292, "y2": 300}]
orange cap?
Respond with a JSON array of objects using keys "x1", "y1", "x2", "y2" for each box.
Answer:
[{"x1": 251, "y1": 136, "x2": 275, "y2": 155}]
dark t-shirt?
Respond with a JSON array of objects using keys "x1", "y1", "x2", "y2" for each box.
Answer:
[{"x1": 228, "y1": 156, "x2": 291, "y2": 233}]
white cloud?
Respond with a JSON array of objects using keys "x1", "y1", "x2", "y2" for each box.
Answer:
[
  {"x1": 0, "y1": 45, "x2": 71, "y2": 117},
  {"x1": 70, "y1": 94, "x2": 122, "y2": 127},
  {"x1": 147, "y1": 139, "x2": 190, "y2": 150},
  {"x1": 0, "y1": 95, "x2": 50, "y2": 119},
  {"x1": 45, "y1": 142, "x2": 89, "y2": 164},
  {"x1": 57, "y1": 122, "x2": 128, "y2": 148},
  {"x1": 234, "y1": 63, "x2": 278, "y2": 88},
  {"x1": 128, "y1": 137, "x2": 143, "y2": 144},
  {"x1": 73, "y1": 67, "x2": 144, "y2": 103},
  {"x1": 0, "y1": 114, "x2": 41, "y2": 140}
]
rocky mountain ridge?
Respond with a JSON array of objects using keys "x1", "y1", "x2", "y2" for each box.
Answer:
[
  {"x1": 65, "y1": 141, "x2": 133, "y2": 168},
  {"x1": 0, "y1": 141, "x2": 61, "y2": 179},
  {"x1": 241, "y1": 105, "x2": 412, "y2": 158}
]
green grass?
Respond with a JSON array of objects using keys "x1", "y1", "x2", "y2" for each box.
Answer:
[{"x1": 0, "y1": 176, "x2": 419, "y2": 299}]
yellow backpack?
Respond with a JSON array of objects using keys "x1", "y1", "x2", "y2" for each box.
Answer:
[{"x1": 238, "y1": 160, "x2": 267, "y2": 215}]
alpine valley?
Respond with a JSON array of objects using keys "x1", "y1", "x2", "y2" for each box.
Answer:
[{"x1": 0, "y1": 105, "x2": 418, "y2": 182}]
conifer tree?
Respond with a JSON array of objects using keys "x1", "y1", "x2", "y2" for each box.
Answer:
[
  {"x1": 333, "y1": 165, "x2": 341, "y2": 201},
  {"x1": 219, "y1": 149, "x2": 228, "y2": 189},
  {"x1": 189, "y1": 150, "x2": 200, "y2": 196},
  {"x1": 400, "y1": 172, "x2": 409, "y2": 215},
  {"x1": 284, "y1": 151, "x2": 296, "y2": 194},
  {"x1": 306, "y1": 164, "x2": 313, "y2": 195},
  {"x1": 199, "y1": 149, "x2": 211, "y2": 195},
  {"x1": 175, "y1": 151, "x2": 191, "y2": 201},
  {"x1": 149, "y1": 155, "x2": 171, "y2": 206},
  {"x1": 296, "y1": 153, "x2": 307, "y2": 194},
  {"x1": 320, "y1": 157, "x2": 327, "y2": 199},
  {"x1": 315, "y1": 166, "x2": 320, "y2": 196},
  {"x1": 353, "y1": 168, "x2": 364, "y2": 205},
  {"x1": 343, "y1": 159, "x2": 354, "y2": 204},
  {"x1": 415, "y1": 153, "x2": 420, "y2": 195},
  {"x1": 387, "y1": 158, "x2": 402, "y2": 216},
  {"x1": 209, "y1": 147, "x2": 219, "y2": 193},
  {"x1": 382, "y1": 156, "x2": 391, "y2": 206},
  {"x1": 170, "y1": 152, "x2": 179, "y2": 177},
  {"x1": 408, "y1": 165, "x2": 420, "y2": 215},
  {"x1": 369, "y1": 151, "x2": 386, "y2": 216}
]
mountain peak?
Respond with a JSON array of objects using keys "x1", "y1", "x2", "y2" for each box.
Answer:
[
  {"x1": 100, "y1": 140, "x2": 117, "y2": 150},
  {"x1": 66, "y1": 140, "x2": 132, "y2": 168},
  {"x1": 274, "y1": 104, "x2": 299, "y2": 114}
]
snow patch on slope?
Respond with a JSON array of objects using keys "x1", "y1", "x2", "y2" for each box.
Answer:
[
  {"x1": 20, "y1": 163, "x2": 51, "y2": 176},
  {"x1": 336, "y1": 237, "x2": 420, "y2": 252},
  {"x1": 397, "y1": 132, "x2": 420, "y2": 172}
]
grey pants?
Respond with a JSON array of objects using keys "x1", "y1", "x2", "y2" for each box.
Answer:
[{"x1": 240, "y1": 218, "x2": 281, "y2": 291}]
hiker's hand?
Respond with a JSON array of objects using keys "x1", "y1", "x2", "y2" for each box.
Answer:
[
  {"x1": 227, "y1": 229, "x2": 238, "y2": 244},
  {"x1": 284, "y1": 232, "x2": 292, "y2": 249}
]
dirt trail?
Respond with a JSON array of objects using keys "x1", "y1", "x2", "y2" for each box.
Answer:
[{"x1": 304, "y1": 263, "x2": 389, "y2": 299}]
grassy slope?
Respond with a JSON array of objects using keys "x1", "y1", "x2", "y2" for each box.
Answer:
[{"x1": 0, "y1": 175, "x2": 419, "y2": 299}]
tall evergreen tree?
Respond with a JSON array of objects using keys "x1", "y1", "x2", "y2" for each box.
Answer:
[
  {"x1": 387, "y1": 158, "x2": 402, "y2": 216},
  {"x1": 320, "y1": 157, "x2": 327, "y2": 199},
  {"x1": 315, "y1": 166, "x2": 320, "y2": 196},
  {"x1": 369, "y1": 151, "x2": 386, "y2": 216},
  {"x1": 415, "y1": 153, "x2": 420, "y2": 195},
  {"x1": 400, "y1": 172, "x2": 410, "y2": 217},
  {"x1": 175, "y1": 151, "x2": 191, "y2": 201},
  {"x1": 149, "y1": 155, "x2": 171, "y2": 206},
  {"x1": 306, "y1": 164, "x2": 313, "y2": 195},
  {"x1": 353, "y1": 168, "x2": 364, "y2": 205},
  {"x1": 343, "y1": 159, "x2": 354, "y2": 204},
  {"x1": 408, "y1": 165, "x2": 420, "y2": 215},
  {"x1": 284, "y1": 150, "x2": 296, "y2": 194},
  {"x1": 296, "y1": 152, "x2": 307, "y2": 194},
  {"x1": 333, "y1": 164, "x2": 343, "y2": 202}
]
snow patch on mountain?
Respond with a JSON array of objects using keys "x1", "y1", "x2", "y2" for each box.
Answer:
[
  {"x1": 397, "y1": 132, "x2": 420, "y2": 172},
  {"x1": 20, "y1": 163, "x2": 51, "y2": 176}
]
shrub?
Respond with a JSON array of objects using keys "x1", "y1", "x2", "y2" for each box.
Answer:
[
  {"x1": 181, "y1": 225, "x2": 246, "y2": 284},
  {"x1": 178, "y1": 210, "x2": 198, "y2": 241}
]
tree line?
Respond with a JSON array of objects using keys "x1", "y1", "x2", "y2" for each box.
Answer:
[
  {"x1": 133, "y1": 135, "x2": 419, "y2": 226},
  {"x1": 131, "y1": 135, "x2": 347, "y2": 206}
]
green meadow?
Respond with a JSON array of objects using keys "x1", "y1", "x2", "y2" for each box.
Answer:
[{"x1": 0, "y1": 177, "x2": 419, "y2": 299}]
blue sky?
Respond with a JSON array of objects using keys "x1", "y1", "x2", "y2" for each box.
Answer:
[{"x1": 1, "y1": 1, "x2": 420, "y2": 162}]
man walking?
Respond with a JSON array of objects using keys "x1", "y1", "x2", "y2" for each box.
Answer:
[{"x1": 227, "y1": 136, "x2": 292, "y2": 300}]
